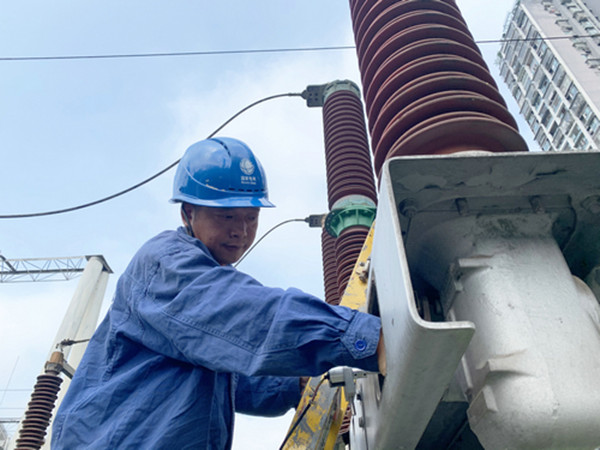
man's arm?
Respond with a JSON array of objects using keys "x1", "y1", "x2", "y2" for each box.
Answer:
[{"x1": 234, "y1": 375, "x2": 302, "y2": 417}]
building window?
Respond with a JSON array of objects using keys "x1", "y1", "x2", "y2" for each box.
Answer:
[
  {"x1": 513, "y1": 86, "x2": 523, "y2": 103},
  {"x1": 529, "y1": 54, "x2": 540, "y2": 73},
  {"x1": 570, "y1": 123, "x2": 582, "y2": 141},
  {"x1": 526, "y1": 107, "x2": 534, "y2": 123},
  {"x1": 542, "y1": 53, "x2": 558, "y2": 74},
  {"x1": 532, "y1": 92, "x2": 542, "y2": 109},
  {"x1": 579, "y1": 103, "x2": 592, "y2": 123},
  {"x1": 559, "y1": 107, "x2": 574, "y2": 133},
  {"x1": 556, "y1": 18, "x2": 573, "y2": 32},
  {"x1": 565, "y1": 82, "x2": 579, "y2": 102},
  {"x1": 515, "y1": 40, "x2": 524, "y2": 57},
  {"x1": 524, "y1": 78, "x2": 533, "y2": 96},
  {"x1": 553, "y1": 129, "x2": 565, "y2": 149},
  {"x1": 575, "y1": 133, "x2": 588, "y2": 150},
  {"x1": 538, "y1": 41, "x2": 548, "y2": 59},
  {"x1": 535, "y1": 127, "x2": 546, "y2": 143},
  {"x1": 531, "y1": 92, "x2": 542, "y2": 108},
  {"x1": 542, "y1": 138, "x2": 552, "y2": 151},
  {"x1": 586, "y1": 57, "x2": 600, "y2": 68},
  {"x1": 539, "y1": 75, "x2": 550, "y2": 94},
  {"x1": 549, "y1": 57, "x2": 559, "y2": 74},
  {"x1": 572, "y1": 94, "x2": 584, "y2": 115},
  {"x1": 586, "y1": 116, "x2": 600, "y2": 136},
  {"x1": 515, "y1": 9, "x2": 526, "y2": 28},
  {"x1": 541, "y1": 109, "x2": 552, "y2": 127},
  {"x1": 552, "y1": 66, "x2": 566, "y2": 89}
]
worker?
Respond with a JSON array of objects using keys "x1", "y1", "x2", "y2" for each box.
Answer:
[{"x1": 51, "y1": 137, "x2": 384, "y2": 449}]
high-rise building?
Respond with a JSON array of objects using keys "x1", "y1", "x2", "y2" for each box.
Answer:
[
  {"x1": 0, "y1": 423, "x2": 7, "y2": 450},
  {"x1": 498, "y1": 0, "x2": 600, "y2": 151}
]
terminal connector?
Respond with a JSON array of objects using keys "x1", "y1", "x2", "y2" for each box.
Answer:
[
  {"x1": 305, "y1": 213, "x2": 327, "y2": 228},
  {"x1": 326, "y1": 366, "x2": 372, "y2": 404}
]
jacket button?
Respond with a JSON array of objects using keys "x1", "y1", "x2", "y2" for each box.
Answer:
[{"x1": 355, "y1": 339, "x2": 367, "y2": 351}]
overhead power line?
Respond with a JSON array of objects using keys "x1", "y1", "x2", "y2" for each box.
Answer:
[
  {"x1": 478, "y1": 33, "x2": 600, "y2": 45},
  {"x1": 0, "y1": 45, "x2": 355, "y2": 62},
  {"x1": 1, "y1": 33, "x2": 599, "y2": 62}
]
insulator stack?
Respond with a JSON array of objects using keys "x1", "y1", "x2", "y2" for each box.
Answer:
[
  {"x1": 316, "y1": 81, "x2": 377, "y2": 299},
  {"x1": 348, "y1": 0, "x2": 528, "y2": 177},
  {"x1": 334, "y1": 226, "x2": 370, "y2": 298},
  {"x1": 323, "y1": 89, "x2": 377, "y2": 209},
  {"x1": 321, "y1": 228, "x2": 341, "y2": 305},
  {"x1": 15, "y1": 373, "x2": 63, "y2": 449}
]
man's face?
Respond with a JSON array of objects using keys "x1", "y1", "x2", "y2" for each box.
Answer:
[{"x1": 185, "y1": 205, "x2": 260, "y2": 265}]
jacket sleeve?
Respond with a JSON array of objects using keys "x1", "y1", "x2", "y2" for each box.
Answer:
[
  {"x1": 116, "y1": 235, "x2": 381, "y2": 377},
  {"x1": 234, "y1": 374, "x2": 301, "y2": 417}
]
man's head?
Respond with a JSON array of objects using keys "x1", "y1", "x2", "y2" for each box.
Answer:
[
  {"x1": 171, "y1": 137, "x2": 273, "y2": 264},
  {"x1": 181, "y1": 204, "x2": 259, "y2": 265}
]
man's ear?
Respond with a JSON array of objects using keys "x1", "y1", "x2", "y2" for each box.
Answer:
[
  {"x1": 181, "y1": 203, "x2": 193, "y2": 222},
  {"x1": 181, "y1": 203, "x2": 196, "y2": 237}
]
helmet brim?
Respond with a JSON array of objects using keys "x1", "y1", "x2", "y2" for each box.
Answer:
[{"x1": 170, "y1": 194, "x2": 275, "y2": 208}]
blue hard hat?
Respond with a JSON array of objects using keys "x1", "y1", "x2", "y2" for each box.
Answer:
[{"x1": 170, "y1": 137, "x2": 275, "y2": 208}]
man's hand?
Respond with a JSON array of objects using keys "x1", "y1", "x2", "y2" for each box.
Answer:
[
  {"x1": 377, "y1": 329, "x2": 386, "y2": 376},
  {"x1": 299, "y1": 376, "x2": 309, "y2": 393}
]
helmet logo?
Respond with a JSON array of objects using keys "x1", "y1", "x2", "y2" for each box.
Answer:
[{"x1": 240, "y1": 158, "x2": 255, "y2": 176}]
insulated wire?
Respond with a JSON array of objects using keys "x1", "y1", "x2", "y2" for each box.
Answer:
[
  {"x1": 234, "y1": 218, "x2": 307, "y2": 268},
  {"x1": 1, "y1": 34, "x2": 599, "y2": 62},
  {"x1": 0, "y1": 46, "x2": 356, "y2": 61},
  {"x1": 0, "y1": 92, "x2": 303, "y2": 219}
]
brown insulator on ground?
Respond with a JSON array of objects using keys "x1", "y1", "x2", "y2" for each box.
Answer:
[
  {"x1": 322, "y1": 89, "x2": 377, "y2": 209},
  {"x1": 348, "y1": 0, "x2": 529, "y2": 177},
  {"x1": 322, "y1": 228, "x2": 341, "y2": 305},
  {"x1": 334, "y1": 226, "x2": 370, "y2": 298},
  {"x1": 15, "y1": 373, "x2": 63, "y2": 449}
]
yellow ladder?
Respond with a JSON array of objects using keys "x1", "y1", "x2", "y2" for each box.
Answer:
[{"x1": 281, "y1": 225, "x2": 375, "y2": 450}]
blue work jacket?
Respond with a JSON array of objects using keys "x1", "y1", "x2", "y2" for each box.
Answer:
[{"x1": 52, "y1": 227, "x2": 381, "y2": 449}]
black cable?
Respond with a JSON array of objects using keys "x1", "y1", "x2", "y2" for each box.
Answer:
[
  {"x1": 234, "y1": 218, "x2": 307, "y2": 268},
  {"x1": 0, "y1": 92, "x2": 303, "y2": 219},
  {"x1": 0, "y1": 33, "x2": 599, "y2": 63},
  {"x1": 0, "y1": 45, "x2": 356, "y2": 62},
  {"x1": 278, "y1": 376, "x2": 327, "y2": 450}
]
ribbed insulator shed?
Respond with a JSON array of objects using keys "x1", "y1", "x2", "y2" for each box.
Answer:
[{"x1": 348, "y1": 0, "x2": 528, "y2": 177}]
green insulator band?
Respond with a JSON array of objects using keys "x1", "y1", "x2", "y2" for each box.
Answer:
[{"x1": 325, "y1": 204, "x2": 376, "y2": 238}]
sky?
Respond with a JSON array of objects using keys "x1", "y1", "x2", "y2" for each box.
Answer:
[{"x1": 0, "y1": 1, "x2": 535, "y2": 448}]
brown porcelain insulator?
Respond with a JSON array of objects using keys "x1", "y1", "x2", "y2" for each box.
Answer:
[
  {"x1": 319, "y1": 86, "x2": 376, "y2": 302},
  {"x1": 15, "y1": 374, "x2": 63, "y2": 450},
  {"x1": 322, "y1": 90, "x2": 377, "y2": 209},
  {"x1": 334, "y1": 226, "x2": 370, "y2": 298},
  {"x1": 322, "y1": 228, "x2": 341, "y2": 305},
  {"x1": 348, "y1": 0, "x2": 528, "y2": 178}
]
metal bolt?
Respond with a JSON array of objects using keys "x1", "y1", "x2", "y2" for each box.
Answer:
[
  {"x1": 399, "y1": 199, "x2": 418, "y2": 219},
  {"x1": 529, "y1": 196, "x2": 544, "y2": 214},
  {"x1": 455, "y1": 198, "x2": 469, "y2": 216}
]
